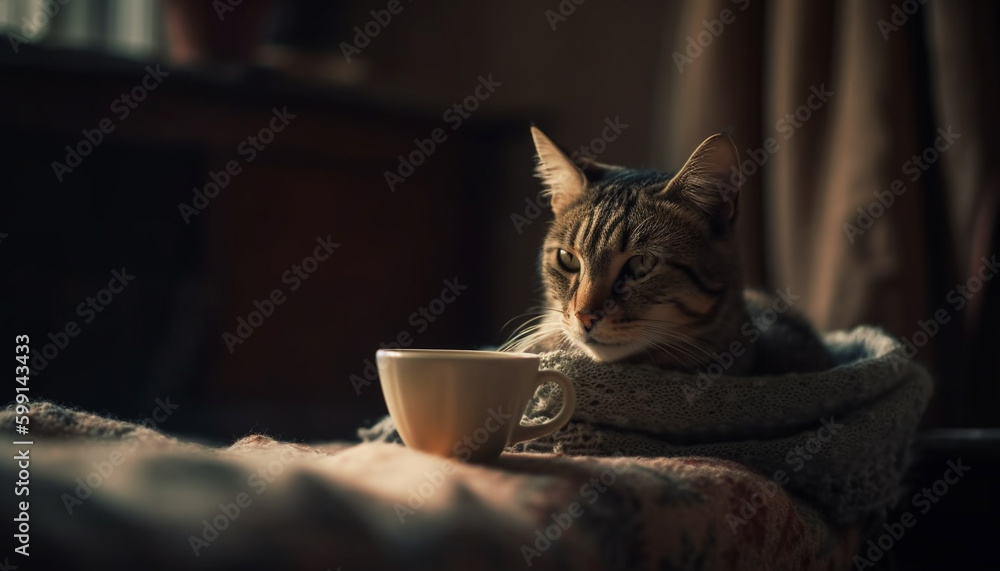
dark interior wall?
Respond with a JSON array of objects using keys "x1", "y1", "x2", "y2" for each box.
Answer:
[
  {"x1": 336, "y1": 0, "x2": 677, "y2": 325},
  {"x1": 348, "y1": 0, "x2": 673, "y2": 147},
  {"x1": 0, "y1": 53, "x2": 525, "y2": 442}
]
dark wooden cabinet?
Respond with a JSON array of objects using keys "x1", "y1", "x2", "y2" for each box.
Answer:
[{"x1": 0, "y1": 48, "x2": 536, "y2": 441}]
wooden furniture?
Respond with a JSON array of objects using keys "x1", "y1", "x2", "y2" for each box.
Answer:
[{"x1": 0, "y1": 46, "x2": 534, "y2": 441}]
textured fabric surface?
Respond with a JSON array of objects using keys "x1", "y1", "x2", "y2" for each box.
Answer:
[
  {"x1": 0, "y1": 401, "x2": 858, "y2": 570},
  {"x1": 363, "y1": 326, "x2": 933, "y2": 526}
]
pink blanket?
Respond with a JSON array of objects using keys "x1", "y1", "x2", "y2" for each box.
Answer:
[{"x1": 2, "y1": 402, "x2": 858, "y2": 570}]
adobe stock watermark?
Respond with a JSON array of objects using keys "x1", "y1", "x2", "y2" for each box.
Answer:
[
  {"x1": 179, "y1": 106, "x2": 297, "y2": 224},
  {"x1": 384, "y1": 75, "x2": 501, "y2": 192},
  {"x1": 852, "y1": 459, "x2": 970, "y2": 569},
  {"x1": 213, "y1": 0, "x2": 247, "y2": 21},
  {"x1": 682, "y1": 287, "x2": 800, "y2": 404},
  {"x1": 223, "y1": 235, "x2": 340, "y2": 353},
  {"x1": 877, "y1": 0, "x2": 927, "y2": 41},
  {"x1": 340, "y1": 0, "x2": 412, "y2": 63},
  {"x1": 6, "y1": 0, "x2": 73, "y2": 53},
  {"x1": 511, "y1": 116, "x2": 629, "y2": 234},
  {"x1": 727, "y1": 417, "x2": 842, "y2": 532},
  {"x1": 543, "y1": 0, "x2": 587, "y2": 31},
  {"x1": 394, "y1": 406, "x2": 512, "y2": 524},
  {"x1": 61, "y1": 397, "x2": 180, "y2": 514},
  {"x1": 567, "y1": 117, "x2": 629, "y2": 166},
  {"x1": 889, "y1": 252, "x2": 998, "y2": 370},
  {"x1": 51, "y1": 65, "x2": 170, "y2": 181},
  {"x1": 672, "y1": 0, "x2": 750, "y2": 73},
  {"x1": 28, "y1": 268, "x2": 136, "y2": 375},
  {"x1": 189, "y1": 446, "x2": 304, "y2": 556},
  {"x1": 729, "y1": 84, "x2": 833, "y2": 188},
  {"x1": 521, "y1": 458, "x2": 631, "y2": 566},
  {"x1": 351, "y1": 277, "x2": 468, "y2": 395},
  {"x1": 843, "y1": 126, "x2": 960, "y2": 244}
]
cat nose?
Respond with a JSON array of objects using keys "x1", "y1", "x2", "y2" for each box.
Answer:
[{"x1": 576, "y1": 311, "x2": 601, "y2": 332}]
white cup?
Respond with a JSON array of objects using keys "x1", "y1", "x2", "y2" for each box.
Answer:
[{"x1": 376, "y1": 349, "x2": 576, "y2": 462}]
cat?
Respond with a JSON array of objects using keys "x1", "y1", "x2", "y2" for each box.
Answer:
[{"x1": 503, "y1": 127, "x2": 833, "y2": 376}]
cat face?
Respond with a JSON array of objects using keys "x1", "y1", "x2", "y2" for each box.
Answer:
[{"x1": 521, "y1": 128, "x2": 743, "y2": 364}]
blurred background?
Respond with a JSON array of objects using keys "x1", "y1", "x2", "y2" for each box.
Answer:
[
  {"x1": 2, "y1": 0, "x2": 998, "y2": 435},
  {"x1": 1, "y1": 0, "x2": 998, "y2": 566}
]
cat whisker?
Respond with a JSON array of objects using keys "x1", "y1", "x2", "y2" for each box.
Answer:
[
  {"x1": 632, "y1": 323, "x2": 717, "y2": 358},
  {"x1": 635, "y1": 334, "x2": 692, "y2": 367},
  {"x1": 501, "y1": 307, "x2": 562, "y2": 332},
  {"x1": 500, "y1": 327, "x2": 547, "y2": 352},
  {"x1": 633, "y1": 316, "x2": 689, "y2": 327},
  {"x1": 501, "y1": 305, "x2": 569, "y2": 353},
  {"x1": 634, "y1": 332, "x2": 708, "y2": 368},
  {"x1": 638, "y1": 345, "x2": 658, "y2": 366},
  {"x1": 648, "y1": 335, "x2": 714, "y2": 361},
  {"x1": 501, "y1": 313, "x2": 549, "y2": 334},
  {"x1": 647, "y1": 341, "x2": 701, "y2": 366},
  {"x1": 500, "y1": 320, "x2": 565, "y2": 353}
]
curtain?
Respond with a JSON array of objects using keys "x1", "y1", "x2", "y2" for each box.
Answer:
[{"x1": 653, "y1": 0, "x2": 999, "y2": 426}]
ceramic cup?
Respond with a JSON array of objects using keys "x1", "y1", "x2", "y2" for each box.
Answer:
[{"x1": 376, "y1": 349, "x2": 576, "y2": 462}]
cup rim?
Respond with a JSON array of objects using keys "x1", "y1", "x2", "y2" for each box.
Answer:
[{"x1": 376, "y1": 348, "x2": 538, "y2": 360}]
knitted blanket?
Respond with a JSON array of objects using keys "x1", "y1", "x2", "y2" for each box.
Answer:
[
  {"x1": 362, "y1": 326, "x2": 933, "y2": 526},
  {"x1": 0, "y1": 402, "x2": 858, "y2": 570}
]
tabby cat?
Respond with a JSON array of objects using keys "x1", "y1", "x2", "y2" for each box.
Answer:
[{"x1": 504, "y1": 127, "x2": 832, "y2": 375}]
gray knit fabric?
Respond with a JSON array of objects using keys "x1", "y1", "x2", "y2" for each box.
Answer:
[{"x1": 360, "y1": 326, "x2": 933, "y2": 525}]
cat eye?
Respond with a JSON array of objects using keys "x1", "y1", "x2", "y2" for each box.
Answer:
[
  {"x1": 556, "y1": 249, "x2": 581, "y2": 272},
  {"x1": 625, "y1": 254, "x2": 658, "y2": 279}
]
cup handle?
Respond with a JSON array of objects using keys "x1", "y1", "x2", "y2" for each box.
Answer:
[{"x1": 508, "y1": 370, "x2": 576, "y2": 445}]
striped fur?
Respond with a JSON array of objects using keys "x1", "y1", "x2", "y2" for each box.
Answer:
[{"x1": 505, "y1": 130, "x2": 756, "y2": 372}]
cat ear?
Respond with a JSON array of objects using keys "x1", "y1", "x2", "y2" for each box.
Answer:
[
  {"x1": 531, "y1": 126, "x2": 587, "y2": 217},
  {"x1": 662, "y1": 134, "x2": 741, "y2": 228}
]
